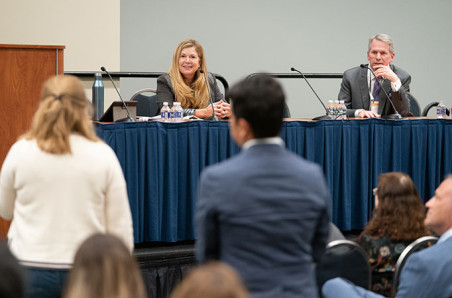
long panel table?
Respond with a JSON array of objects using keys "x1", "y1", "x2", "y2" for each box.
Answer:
[{"x1": 96, "y1": 118, "x2": 452, "y2": 243}]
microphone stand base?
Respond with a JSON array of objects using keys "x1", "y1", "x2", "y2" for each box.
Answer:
[
  {"x1": 382, "y1": 113, "x2": 402, "y2": 120},
  {"x1": 312, "y1": 115, "x2": 334, "y2": 121}
]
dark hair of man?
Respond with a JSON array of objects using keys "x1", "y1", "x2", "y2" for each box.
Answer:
[{"x1": 226, "y1": 74, "x2": 285, "y2": 138}]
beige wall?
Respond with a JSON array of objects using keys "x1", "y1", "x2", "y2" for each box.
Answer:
[{"x1": 0, "y1": 0, "x2": 120, "y2": 112}]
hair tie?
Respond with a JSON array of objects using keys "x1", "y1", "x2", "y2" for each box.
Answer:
[{"x1": 53, "y1": 94, "x2": 61, "y2": 101}]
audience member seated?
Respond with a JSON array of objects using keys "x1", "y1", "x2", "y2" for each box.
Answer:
[
  {"x1": 322, "y1": 176, "x2": 452, "y2": 298},
  {"x1": 169, "y1": 261, "x2": 249, "y2": 298},
  {"x1": 156, "y1": 38, "x2": 231, "y2": 119},
  {"x1": 355, "y1": 172, "x2": 429, "y2": 296},
  {"x1": 0, "y1": 75, "x2": 133, "y2": 298},
  {"x1": 64, "y1": 234, "x2": 145, "y2": 298},
  {"x1": 0, "y1": 240, "x2": 24, "y2": 298}
]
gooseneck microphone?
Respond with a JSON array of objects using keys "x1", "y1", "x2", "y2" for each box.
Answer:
[
  {"x1": 199, "y1": 69, "x2": 219, "y2": 121},
  {"x1": 101, "y1": 66, "x2": 135, "y2": 122},
  {"x1": 290, "y1": 67, "x2": 332, "y2": 120},
  {"x1": 359, "y1": 64, "x2": 402, "y2": 120}
]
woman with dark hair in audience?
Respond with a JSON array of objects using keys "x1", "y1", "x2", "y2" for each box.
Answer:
[
  {"x1": 64, "y1": 234, "x2": 145, "y2": 298},
  {"x1": 157, "y1": 38, "x2": 231, "y2": 119},
  {"x1": 0, "y1": 75, "x2": 133, "y2": 298},
  {"x1": 170, "y1": 261, "x2": 249, "y2": 298},
  {"x1": 356, "y1": 172, "x2": 429, "y2": 296}
]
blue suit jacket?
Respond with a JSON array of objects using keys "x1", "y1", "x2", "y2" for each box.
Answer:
[
  {"x1": 322, "y1": 236, "x2": 452, "y2": 298},
  {"x1": 396, "y1": 236, "x2": 452, "y2": 297},
  {"x1": 195, "y1": 143, "x2": 330, "y2": 298},
  {"x1": 338, "y1": 64, "x2": 411, "y2": 118}
]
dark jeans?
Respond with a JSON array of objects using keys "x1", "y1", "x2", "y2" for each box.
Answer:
[{"x1": 24, "y1": 267, "x2": 69, "y2": 298}]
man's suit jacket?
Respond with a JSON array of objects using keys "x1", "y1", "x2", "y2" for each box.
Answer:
[
  {"x1": 338, "y1": 64, "x2": 411, "y2": 118},
  {"x1": 322, "y1": 236, "x2": 452, "y2": 298},
  {"x1": 396, "y1": 236, "x2": 452, "y2": 297},
  {"x1": 195, "y1": 143, "x2": 330, "y2": 298}
]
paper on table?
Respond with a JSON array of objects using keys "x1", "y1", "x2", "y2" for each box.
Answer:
[{"x1": 137, "y1": 115, "x2": 194, "y2": 122}]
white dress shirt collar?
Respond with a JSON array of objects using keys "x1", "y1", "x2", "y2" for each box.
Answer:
[
  {"x1": 242, "y1": 137, "x2": 284, "y2": 150},
  {"x1": 438, "y1": 228, "x2": 452, "y2": 244}
]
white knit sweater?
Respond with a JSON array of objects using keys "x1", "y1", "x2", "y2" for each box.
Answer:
[{"x1": 0, "y1": 134, "x2": 134, "y2": 268}]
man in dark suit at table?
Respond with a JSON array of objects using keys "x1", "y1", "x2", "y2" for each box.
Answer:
[
  {"x1": 338, "y1": 33, "x2": 411, "y2": 118},
  {"x1": 195, "y1": 74, "x2": 330, "y2": 298},
  {"x1": 322, "y1": 176, "x2": 452, "y2": 298}
]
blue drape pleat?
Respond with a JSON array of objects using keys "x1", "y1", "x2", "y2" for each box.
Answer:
[{"x1": 96, "y1": 119, "x2": 452, "y2": 242}]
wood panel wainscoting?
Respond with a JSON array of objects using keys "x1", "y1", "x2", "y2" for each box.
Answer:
[{"x1": 0, "y1": 44, "x2": 65, "y2": 238}]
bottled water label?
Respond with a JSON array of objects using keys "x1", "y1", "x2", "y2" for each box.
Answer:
[
  {"x1": 161, "y1": 111, "x2": 169, "y2": 120},
  {"x1": 437, "y1": 108, "x2": 446, "y2": 118},
  {"x1": 174, "y1": 111, "x2": 183, "y2": 120},
  {"x1": 169, "y1": 102, "x2": 183, "y2": 122}
]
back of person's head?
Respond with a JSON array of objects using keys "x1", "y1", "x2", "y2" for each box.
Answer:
[
  {"x1": 227, "y1": 74, "x2": 285, "y2": 138},
  {"x1": 365, "y1": 172, "x2": 429, "y2": 240},
  {"x1": 64, "y1": 233, "x2": 145, "y2": 298},
  {"x1": 24, "y1": 75, "x2": 99, "y2": 154},
  {"x1": 0, "y1": 241, "x2": 25, "y2": 298},
  {"x1": 170, "y1": 261, "x2": 249, "y2": 298}
]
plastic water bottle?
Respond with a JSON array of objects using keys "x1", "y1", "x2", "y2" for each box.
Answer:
[
  {"x1": 332, "y1": 100, "x2": 339, "y2": 119},
  {"x1": 169, "y1": 103, "x2": 175, "y2": 121},
  {"x1": 327, "y1": 100, "x2": 333, "y2": 117},
  {"x1": 437, "y1": 101, "x2": 446, "y2": 118},
  {"x1": 370, "y1": 99, "x2": 379, "y2": 115},
  {"x1": 173, "y1": 102, "x2": 183, "y2": 122},
  {"x1": 336, "y1": 100, "x2": 345, "y2": 119},
  {"x1": 338, "y1": 101, "x2": 343, "y2": 119},
  {"x1": 333, "y1": 100, "x2": 341, "y2": 120},
  {"x1": 160, "y1": 102, "x2": 170, "y2": 122},
  {"x1": 338, "y1": 100, "x2": 347, "y2": 119},
  {"x1": 92, "y1": 73, "x2": 104, "y2": 121}
]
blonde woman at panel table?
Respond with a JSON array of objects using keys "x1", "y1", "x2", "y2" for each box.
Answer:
[
  {"x1": 157, "y1": 38, "x2": 231, "y2": 119},
  {"x1": 0, "y1": 75, "x2": 133, "y2": 298}
]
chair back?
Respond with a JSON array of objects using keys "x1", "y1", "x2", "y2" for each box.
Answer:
[
  {"x1": 407, "y1": 92, "x2": 421, "y2": 116},
  {"x1": 316, "y1": 240, "x2": 371, "y2": 297},
  {"x1": 391, "y1": 236, "x2": 438, "y2": 297},
  {"x1": 130, "y1": 88, "x2": 159, "y2": 117},
  {"x1": 327, "y1": 222, "x2": 345, "y2": 243}
]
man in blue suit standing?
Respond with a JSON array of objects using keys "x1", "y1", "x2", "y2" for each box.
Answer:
[
  {"x1": 322, "y1": 176, "x2": 452, "y2": 298},
  {"x1": 195, "y1": 74, "x2": 330, "y2": 298}
]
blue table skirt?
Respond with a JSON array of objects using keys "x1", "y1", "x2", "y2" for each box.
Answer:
[{"x1": 96, "y1": 119, "x2": 452, "y2": 243}]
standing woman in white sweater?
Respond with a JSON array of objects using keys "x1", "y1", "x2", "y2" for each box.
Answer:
[{"x1": 0, "y1": 75, "x2": 134, "y2": 298}]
